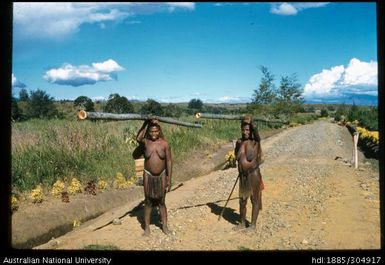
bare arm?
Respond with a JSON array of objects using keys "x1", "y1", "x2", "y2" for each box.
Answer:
[
  {"x1": 136, "y1": 120, "x2": 149, "y2": 144},
  {"x1": 165, "y1": 142, "x2": 172, "y2": 192},
  {"x1": 234, "y1": 140, "x2": 241, "y2": 157},
  {"x1": 251, "y1": 122, "x2": 261, "y2": 142},
  {"x1": 251, "y1": 122, "x2": 263, "y2": 164}
]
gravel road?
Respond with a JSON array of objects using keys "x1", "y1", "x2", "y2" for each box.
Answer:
[{"x1": 36, "y1": 119, "x2": 380, "y2": 251}]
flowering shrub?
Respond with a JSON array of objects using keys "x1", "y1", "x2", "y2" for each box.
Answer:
[
  {"x1": 97, "y1": 180, "x2": 108, "y2": 191},
  {"x1": 357, "y1": 127, "x2": 379, "y2": 145},
  {"x1": 11, "y1": 195, "x2": 19, "y2": 212},
  {"x1": 114, "y1": 172, "x2": 132, "y2": 189},
  {"x1": 50, "y1": 180, "x2": 66, "y2": 198},
  {"x1": 73, "y1": 219, "x2": 81, "y2": 228},
  {"x1": 225, "y1": 150, "x2": 237, "y2": 168},
  {"x1": 30, "y1": 184, "x2": 43, "y2": 203},
  {"x1": 68, "y1": 177, "x2": 82, "y2": 195}
]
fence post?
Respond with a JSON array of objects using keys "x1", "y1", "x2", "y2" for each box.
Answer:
[{"x1": 353, "y1": 132, "x2": 359, "y2": 169}]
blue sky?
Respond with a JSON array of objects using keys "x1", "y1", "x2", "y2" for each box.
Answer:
[{"x1": 12, "y1": 2, "x2": 378, "y2": 105}]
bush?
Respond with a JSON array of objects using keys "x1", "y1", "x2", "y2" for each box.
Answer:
[
  {"x1": 27, "y1": 89, "x2": 61, "y2": 119},
  {"x1": 74, "y1": 96, "x2": 95, "y2": 111},
  {"x1": 140, "y1": 99, "x2": 163, "y2": 116},
  {"x1": 188, "y1": 98, "x2": 203, "y2": 111},
  {"x1": 320, "y1": 109, "x2": 328, "y2": 117},
  {"x1": 104, "y1": 94, "x2": 134, "y2": 113}
]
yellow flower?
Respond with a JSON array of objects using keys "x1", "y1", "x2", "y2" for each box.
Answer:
[
  {"x1": 97, "y1": 180, "x2": 108, "y2": 191},
  {"x1": 225, "y1": 150, "x2": 236, "y2": 168},
  {"x1": 30, "y1": 184, "x2": 43, "y2": 203},
  {"x1": 73, "y1": 219, "x2": 81, "y2": 228},
  {"x1": 68, "y1": 177, "x2": 82, "y2": 195},
  {"x1": 11, "y1": 195, "x2": 18, "y2": 212},
  {"x1": 50, "y1": 180, "x2": 66, "y2": 198},
  {"x1": 114, "y1": 172, "x2": 132, "y2": 189},
  {"x1": 357, "y1": 127, "x2": 379, "y2": 145}
]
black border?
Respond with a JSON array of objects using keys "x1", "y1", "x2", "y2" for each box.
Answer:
[{"x1": 1, "y1": 2, "x2": 384, "y2": 264}]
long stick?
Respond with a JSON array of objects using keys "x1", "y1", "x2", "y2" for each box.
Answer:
[
  {"x1": 195, "y1": 112, "x2": 288, "y2": 124},
  {"x1": 218, "y1": 174, "x2": 240, "y2": 221},
  {"x1": 78, "y1": 110, "x2": 202, "y2": 128}
]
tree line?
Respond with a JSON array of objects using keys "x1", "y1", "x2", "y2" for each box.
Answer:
[
  {"x1": 247, "y1": 66, "x2": 304, "y2": 119},
  {"x1": 11, "y1": 89, "x2": 225, "y2": 121},
  {"x1": 12, "y1": 65, "x2": 377, "y2": 129}
]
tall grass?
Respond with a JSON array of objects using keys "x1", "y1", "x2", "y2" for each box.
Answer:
[{"x1": 12, "y1": 116, "x2": 278, "y2": 193}]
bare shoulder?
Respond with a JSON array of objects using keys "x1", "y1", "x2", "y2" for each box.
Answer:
[{"x1": 160, "y1": 139, "x2": 170, "y2": 147}]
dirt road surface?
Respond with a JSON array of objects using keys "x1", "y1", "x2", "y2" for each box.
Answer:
[{"x1": 35, "y1": 120, "x2": 380, "y2": 251}]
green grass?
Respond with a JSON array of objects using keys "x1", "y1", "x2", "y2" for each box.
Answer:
[{"x1": 11, "y1": 113, "x2": 288, "y2": 194}]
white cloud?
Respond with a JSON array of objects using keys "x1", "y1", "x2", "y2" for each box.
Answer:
[
  {"x1": 204, "y1": 96, "x2": 251, "y2": 104},
  {"x1": 213, "y1": 3, "x2": 236, "y2": 7},
  {"x1": 270, "y1": 2, "x2": 329, "y2": 16},
  {"x1": 304, "y1": 65, "x2": 345, "y2": 95},
  {"x1": 13, "y1": 3, "x2": 128, "y2": 40},
  {"x1": 125, "y1": 20, "x2": 142, "y2": 25},
  {"x1": 13, "y1": 3, "x2": 195, "y2": 40},
  {"x1": 92, "y1": 96, "x2": 107, "y2": 102},
  {"x1": 165, "y1": 2, "x2": 195, "y2": 10},
  {"x1": 270, "y1": 3, "x2": 298, "y2": 15},
  {"x1": 342, "y1": 58, "x2": 377, "y2": 86},
  {"x1": 303, "y1": 58, "x2": 378, "y2": 104},
  {"x1": 92, "y1": 59, "x2": 124, "y2": 73},
  {"x1": 44, "y1": 59, "x2": 124, "y2": 87},
  {"x1": 12, "y1": 74, "x2": 26, "y2": 88}
]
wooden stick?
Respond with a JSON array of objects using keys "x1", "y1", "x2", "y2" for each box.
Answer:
[
  {"x1": 78, "y1": 110, "x2": 202, "y2": 128},
  {"x1": 218, "y1": 174, "x2": 239, "y2": 221},
  {"x1": 195, "y1": 112, "x2": 288, "y2": 124}
]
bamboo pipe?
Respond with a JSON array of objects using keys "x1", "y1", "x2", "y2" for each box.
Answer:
[
  {"x1": 195, "y1": 112, "x2": 288, "y2": 124},
  {"x1": 78, "y1": 110, "x2": 202, "y2": 128}
]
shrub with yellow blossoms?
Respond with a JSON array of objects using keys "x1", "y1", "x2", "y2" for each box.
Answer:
[
  {"x1": 357, "y1": 127, "x2": 379, "y2": 145},
  {"x1": 68, "y1": 177, "x2": 82, "y2": 195},
  {"x1": 73, "y1": 219, "x2": 81, "y2": 228},
  {"x1": 50, "y1": 180, "x2": 66, "y2": 198},
  {"x1": 225, "y1": 150, "x2": 237, "y2": 168},
  {"x1": 114, "y1": 172, "x2": 132, "y2": 189},
  {"x1": 30, "y1": 184, "x2": 43, "y2": 203},
  {"x1": 97, "y1": 180, "x2": 108, "y2": 191},
  {"x1": 11, "y1": 195, "x2": 19, "y2": 212}
]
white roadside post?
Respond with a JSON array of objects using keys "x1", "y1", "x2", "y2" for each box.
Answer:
[{"x1": 353, "y1": 132, "x2": 359, "y2": 169}]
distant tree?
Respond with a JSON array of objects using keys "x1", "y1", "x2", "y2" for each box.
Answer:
[
  {"x1": 27, "y1": 89, "x2": 60, "y2": 119},
  {"x1": 334, "y1": 104, "x2": 349, "y2": 122},
  {"x1": 74, "y1": 96, "x2": 95, "y2": 111},
  {"x1": 307, "y1": 105, "x2": 315, "y2": 113},
  {"x1": 347, "y1": 103, "x2": 359, "y2": 122},
  {"x1": 162, "y1": 103, "x2": 182, "y2": 117},
  {"x1": 327, "y1": 105, "x2": 335, "y2": 112},
  {"x1": 347, "y1": 104, "x2": 378, "y2": 131},
  {"x1": 188, "y1": 98, "x2": 203, "y2": 110},
  {"x1": 19, "y1": 88, "x2": 29, "y2": 102},
  {"x1": 252, "y1": 66, "x2": 277, "y2": 105},
  {"x1": 273, "y1": 74, "x2": 303, "y2": 116},
  {"x1": 140, "y1": 99, "x2": 163, "y2": 116},
  {"x1": 104, "y1": 93, "x2": 134, "y2": 113},
  {"x1": 320, "y1": 109, "x2": 329, "y2": 117},
  {"x1": 11, "y1": 96, "x2": 22, "y2": 121}
]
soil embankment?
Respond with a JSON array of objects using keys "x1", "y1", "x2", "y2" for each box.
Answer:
[{"x1": 12, "y1": 128, "x2": 282, "y2": 249}]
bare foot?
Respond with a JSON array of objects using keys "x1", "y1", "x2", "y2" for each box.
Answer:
[
  {"x1": 245, "y1": 225, "x2": 256, "y2": 233},
  {"x1": 143, "y1": 228, "x2": 150, "y2": 236},
  {"x1": 232, "y1": 224, "x2": 246, "y2": 231},
  {"x1": 162, "y1": 225, "x2": 171, "y2": 235}
]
